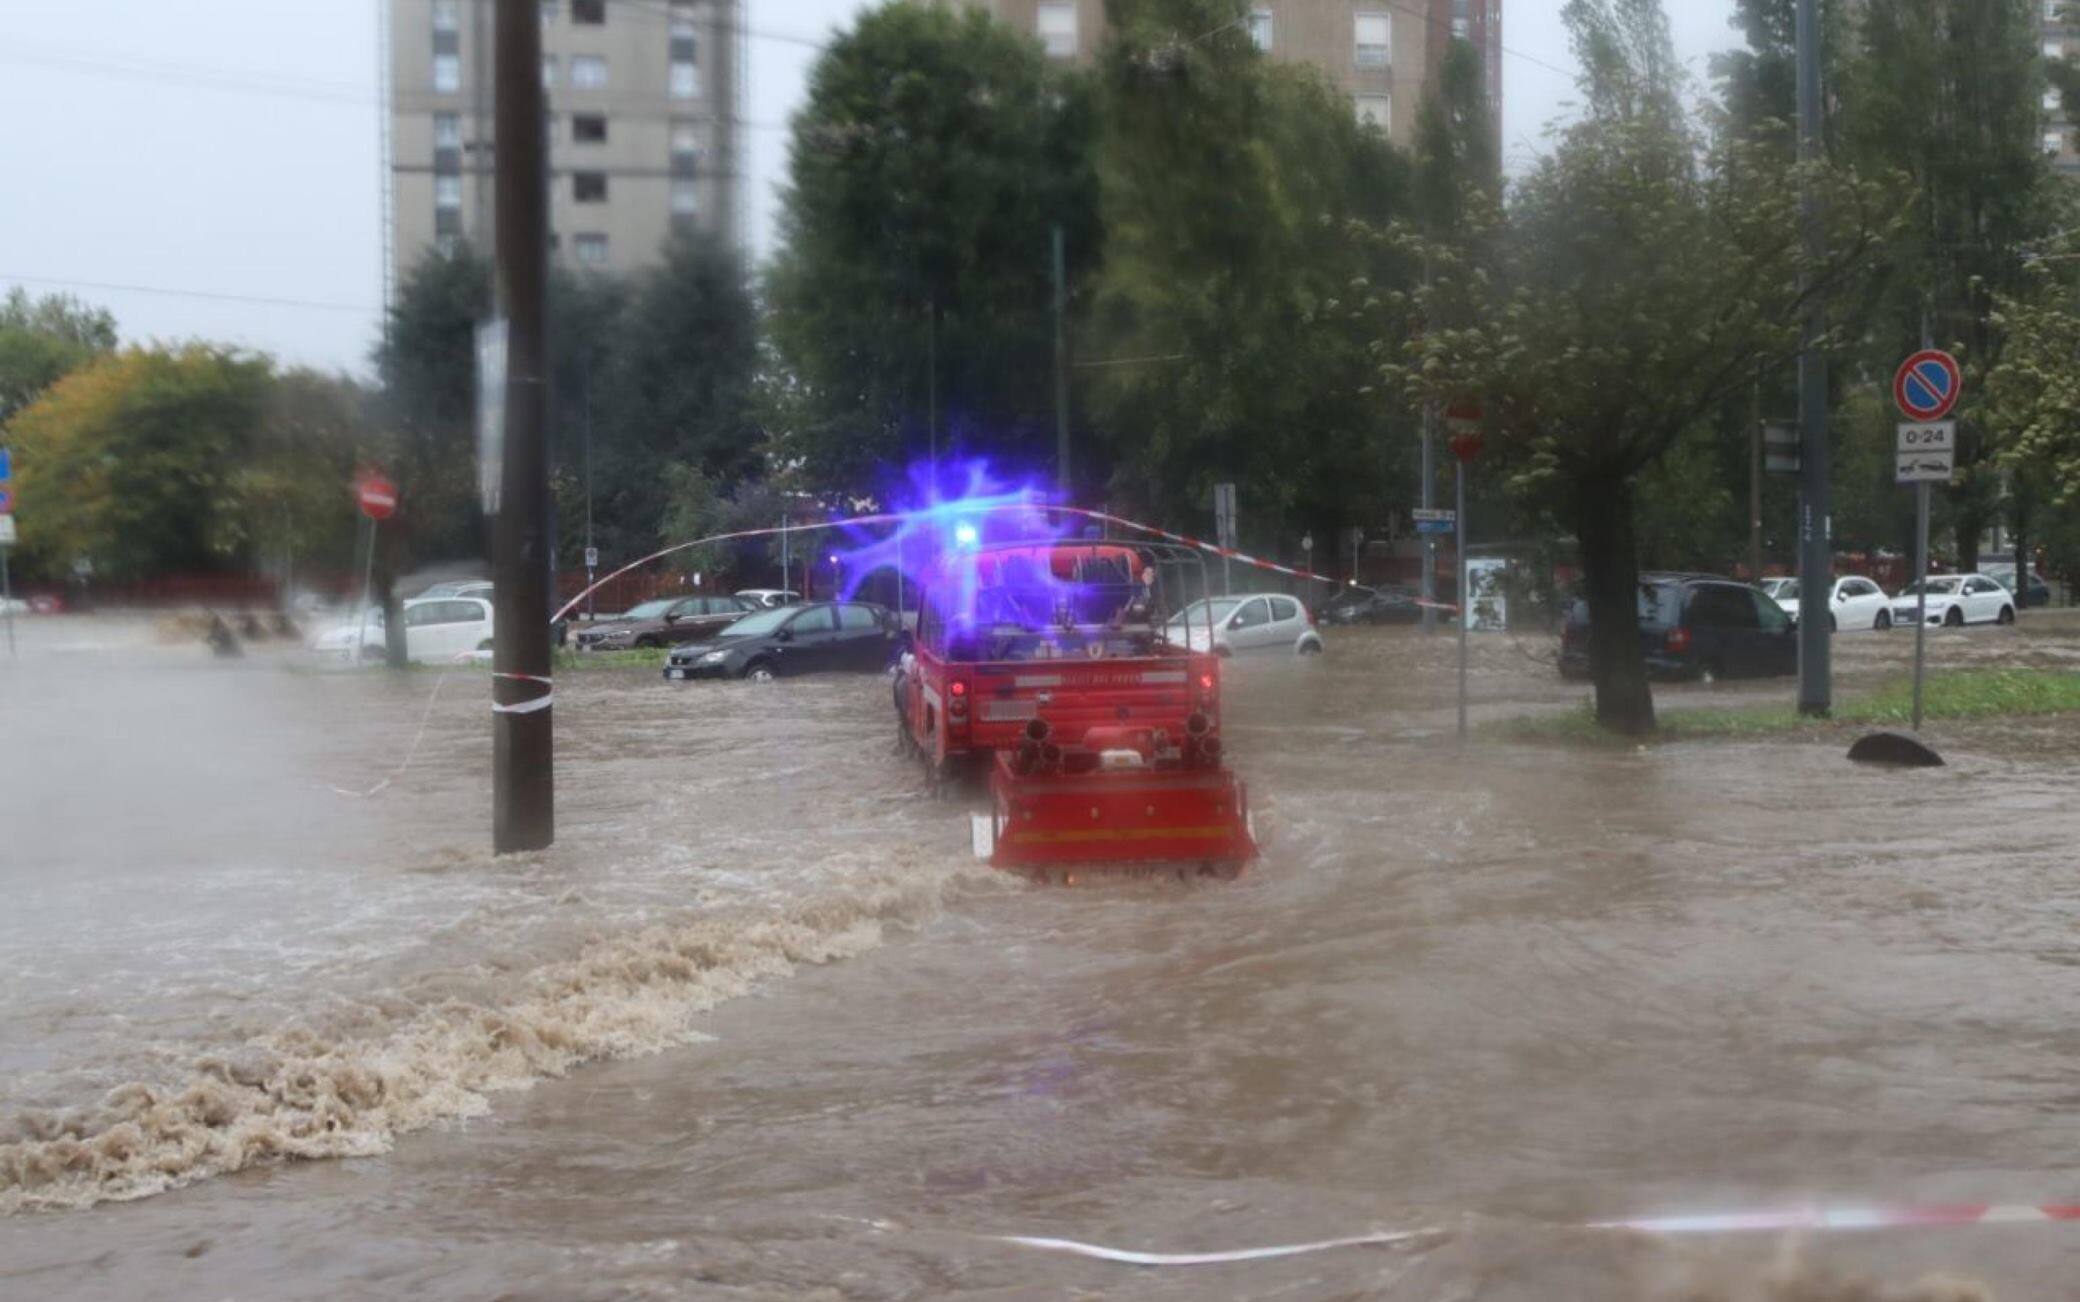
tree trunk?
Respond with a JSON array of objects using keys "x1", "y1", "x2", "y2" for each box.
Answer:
[
  {"x1": 1575, "y1": 475, "x2": 1655, "y2": 735},
  {"x1": 1954, "y1": 510, "x2": 1983, "y2": 574},
  {"x1": 2014, "y1": 495, "x2": 2029, "y2": 613},
  {"x1": 376, "y1": 521, "x2": 407, "y2": 669}
]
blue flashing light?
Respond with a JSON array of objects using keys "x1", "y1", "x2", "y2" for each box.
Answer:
[{"x1": 953, "y1": 522, "x2": 980, "y2": 548}]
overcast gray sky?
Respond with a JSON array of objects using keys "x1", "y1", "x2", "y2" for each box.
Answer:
[{"x1": 0, "y1": 1, "x2": 1740, "y2": 378}]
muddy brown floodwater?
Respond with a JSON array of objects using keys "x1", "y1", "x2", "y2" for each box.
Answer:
[{"x1": 5, "y1": 611, "x2": 2080, "y2": 1299}]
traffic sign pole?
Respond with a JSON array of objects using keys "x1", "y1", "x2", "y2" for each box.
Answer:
[{"x1": 1913, "y1": 480, "x2": 1929, "y2": 731}]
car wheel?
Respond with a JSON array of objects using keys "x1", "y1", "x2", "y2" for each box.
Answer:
[
  {"x1": 744, "y1": 660, "x2": 776, "y2": 682},
  {"x1": 477, "y1": 638, "x2": 493, "y2": 652},
  {"x1": 1875, "y1": 610, "x2": 1891, "y2": 630},
  {"x1": 1944, "y1": 607, "x2": 1964, "y2": 628},
  {"x1": 1296, "y1": 639, "x2": 1323, "y2": 656},
  {"x1": 1828, "y1": 613, "x2": 1838, "y2": 633},
  {"x1": 1998, "y1": 605, "x2": 2016, "y2": 625}
]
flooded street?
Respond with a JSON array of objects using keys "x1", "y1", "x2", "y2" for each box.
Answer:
[{"x1": 6, "y1": 613, "x2": 2080, "y2": 1298}]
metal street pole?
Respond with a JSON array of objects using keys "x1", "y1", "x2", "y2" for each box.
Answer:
[
  {"x1": 1420, "y1": 402, "x2": 1438, "y2": 633},
  {"x1": 1794, "y1": 0, "x2": 1832, "y2": 716},
  {"x1": 582, "y1": 355, "x2": 595, "y2": 621},
  {"x1": 491, "y1": 0, "x2": 553, "y2": 853},
  {"x1": 1913, "y1": 480, "x2": 1929, "y2": 730},
  {"x1": 1749, "y1": 385, "x2": 1763, "y2": 581},
  {"x1": 927, "y1": 296, "x2": 938, "y2": 481},
  {"x1": 1456, "y1": 460, "x2": 1469, "y2": 739},
  {"x1": 1051, "y1": 224, "x2": 1070, "y2": 496},
  {"x1": 1, "y1": 543, "x2": 15, "y2": 658}
]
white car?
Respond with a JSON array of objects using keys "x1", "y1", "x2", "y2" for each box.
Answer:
[
  {"x1": 1162, "y1": 594, "x2": 1324, "y2": 657},
  {"x1": 1769, "y1": 575, "x2": 1893, "y2": 630},
  {"x1": 734, "y1": 588, "x2": 801, "y2": 608},
  {"x1": 1889, "y1": 574, "x2": 2016, "y2": 628},
  {"x1": 306, "y1": 596, "x2": 496, "y2": 664}
]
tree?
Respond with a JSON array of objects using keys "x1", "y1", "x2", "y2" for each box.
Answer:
[
  {"x1": 766, "y1": 1, "x2": 1100, "y2": 493},
  {"x1": 5, "y1": 346, "x2": 272, "y2": 583},
  {"x1": 0, "y1": 288, "x2": 117, "y2": 424},
  {"x1": 1375, "y1": 0, "x2": 1882, "y2": 734},
  {"x1": 591, "y1": 236, "x2": 762, "y2": 562},
  {"x1": 1082, "y1": 0, "x2": 1413, "y2": 565},
  {"x1": 374, "y1": 241, "x2": 495, "y2": 565},
  {"x1": 1842, "y1": 0, "x2": 2057, "y2": 569}
]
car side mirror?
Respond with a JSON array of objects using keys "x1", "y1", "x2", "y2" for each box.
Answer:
[
  {"x1": 775, "y1": 628, "x2": 793, "y2": 642},
  {"x1": 663, "y1": 612, "x2": 681, "y2": 623}
]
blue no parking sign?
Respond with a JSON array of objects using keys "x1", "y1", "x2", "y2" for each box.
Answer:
[{"x1": 1893, "y1": 350, "x2": 1961, "y2": 422}]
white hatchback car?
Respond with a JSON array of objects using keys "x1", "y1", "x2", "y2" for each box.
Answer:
[
  {"x1": 1771, "y1": 575, "x2": 1894, "y2": 630},
  {"x1": 1163, "y1": 594, "x2": 1324, "y2": 657},
  {"x1": 1890, "y1": 574, "x2": 2016, "y2": 628},
  {"x1": 307, "y1": 596, "x2": 496, "y2": 664}
]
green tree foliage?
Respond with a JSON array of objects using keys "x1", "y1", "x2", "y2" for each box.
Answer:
[
  {"x1": 765, "y1": 1, "x2": 1099, "y2": 491},
  {"x1": 373, "y1": 241, "x2": 495, "y2": 563},
  {"x1": 1083, "y1": 0, "x2": 1411, "y2": 563},
  {"x1": 1842, "y1": 0, "x2": 2061, "y2": 567},
  {"x1": 5, "y1": 346, "x2": 273, "y2": 582},
  {"x1": 594, "y1": 237, "x2": 761, "y2": 560},
  {"x1": 0, "y1": 288, "x2": 117, "y2": 424},
  {"x1": 1377, "y1": 0, "x2": 1883, "y2": 734}
]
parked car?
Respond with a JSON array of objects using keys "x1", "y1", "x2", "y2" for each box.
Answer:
[
  {"x1": 1978, "y1": 563, "x2": 2052, "y2": 608},
  {"x1": 1758, "y1": 576, "x2": 1795, "y2": 602},
  {"x1": 734, "y1": 589, "x2": 802, "y2": 608},
  {"x1": 1161, "y1": 594, "x2": 1325, "y2": 656},
  {"x1": 1560, "y1": 577, "x2": 1796, "y2": 682},
  {"x1": 1890, "y1": 574, "x2": 2016, "y2": 628},
  {"x1": 1323, "y1": 584, "x2": 1425, "y2": 625},
  {"x1": 664, "y1": 601, "x2": 903, "y2": 681},
  {"x1": 417, "y1": 578, "x2": 491, "y2": 599},
  {"x1": 1768, "y1": 575, "x2": 1894, "y2": 630},
  {"x1": 575, "y1": 594, "x2": 753, "y2": 651},
  {"x1": 306, "y1": 596, "x2": 495, "y2": 664}
]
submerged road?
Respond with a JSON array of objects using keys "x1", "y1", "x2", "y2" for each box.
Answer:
[{"x1": 4, "y1": 612, "x2": 2080, "y2": 1298}]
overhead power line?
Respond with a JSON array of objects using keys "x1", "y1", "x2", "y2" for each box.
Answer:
[{"x1": 0, "y1": 273, "x2": 379, "y2": 316}]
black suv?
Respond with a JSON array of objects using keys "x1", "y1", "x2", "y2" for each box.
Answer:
[{"x1": 1560, "y1": 575, "x2": 1795, "y2": 682}]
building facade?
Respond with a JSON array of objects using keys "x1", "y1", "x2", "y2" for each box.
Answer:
[
  {"x1": 386, "y1": 0, "x2": 742, "y2": 293},
  {"x1": 943, "y1": 0, "x2": 1501, "y2": 150},
  {"x1": 2045, "y1": 2, "x2": 2080, "y2": 175}
]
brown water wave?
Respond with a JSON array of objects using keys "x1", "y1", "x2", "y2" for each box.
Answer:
[{"x1": 1, "y1": 863, "x2": 977, "y2": 1212}]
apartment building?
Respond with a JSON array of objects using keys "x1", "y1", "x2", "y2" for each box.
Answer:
[
  {"x1": 385, "y1": 0, "x2": 743, "y2": 292},
  {"x1": 944, "y1": 0, "x2": 1502, "y2": 150},
  {"x1": 2045, "y1": 2, "x2": 2080, "y2": 175}
]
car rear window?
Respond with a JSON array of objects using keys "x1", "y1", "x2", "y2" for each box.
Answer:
[
  {"x1": 838, "y1": 604, "x2": 878, "y2": 630},
  {"x1": 790, "y1": 605, "x2": 836, "y2": 634},
  {"x1": 1688, "y1": 585, "x2": 1759, "y2": 629},
  {"x1": 1270, "y1": 597, "x2": 1300, "y2": 622}
]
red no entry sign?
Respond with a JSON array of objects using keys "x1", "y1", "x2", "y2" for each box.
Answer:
[
  {"x1": 357, "y1": 474, "x2": 398, "y2": 521},
  {"x1": 1894, "y1": 350, "x2": 1961, "y2": 422}
]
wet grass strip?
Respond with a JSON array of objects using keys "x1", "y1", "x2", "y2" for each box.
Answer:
[{"x1": 1495, "y1": 669, "x2": 2080, "y2": 744}]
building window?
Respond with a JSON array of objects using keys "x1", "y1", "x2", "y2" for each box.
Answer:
[
  {"x1": 571, "y1": 55, "x2": 607, "y2": 89},
  {"x1": 541, "y1": 1, "x2": 558, "y2": 22},
  {"x1": 572, "y1": 0, "x2": 606, "y2": 23},
  {"x1": 541, "y1": 55, "x2": 557, "y2": 88},
  {"x1": 671, "y1": 178, "x2": 700, "y2": 215},
  {"x1": 432, "y1": 0, "x2": 459, "y2": 32},
  {"x1": 1037, "y1": 3, "x2": 1077, "y2": 59},
  {"x1": 436, "y1": 233, "x2": 461, "y2": 256},
  {"x1": 433, "y1": 111, "x2": 462, "y2": 149},
  {"x1": 2049, "y1": 87, "x2": 2064, "y2": 113},
  {"x1": 1355, "y1": 13, "x2": 1390, "y2": 67},
  {"x1": 669, "y1": 60, "x2": 699, "y2": 98},
  {"x1": 574, "y1": 233, "x2": 608, "y2": 265},
  {"x1": 1355, "y1": 92, "x2": 1391, "y2": 132},
  {"x1": 1453, "y1": 16, "x2": 1470, "y2": 38},
  {"x1": 435, "y1": 174, "x2": 463, "y2": 208},
  {"x1": 2048, "y1": 39, "x2": 2066, "y2": 60},
  {"x1": 2050, "y1": 2, "x2": 2065, "y2": 24},
  {"x1": 1249, "y1": 9, "x2": 1272, "y2": 51},
  {"x1": 574, "y1": 171, "x2": 608, "y2": 202},
  {"x1": 669, "y1": 0, "x2": 697, "y2": 38},
  {"x1": 433, "y1": 53, "x2": 460, "y2": 93},
  {"x1": 2046, "y1": 129, "x2": 2066, "y2": 155},
  {"x1": 572, "y1": 113, "x2": 608, "y2": 143}
]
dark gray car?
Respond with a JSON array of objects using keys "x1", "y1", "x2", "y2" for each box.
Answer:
[{"x1": 575, "y1": 594, "x2": 754, "y2": 651}]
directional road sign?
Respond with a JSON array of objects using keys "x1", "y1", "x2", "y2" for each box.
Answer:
[
  {"x1": 0, "y1": 445, "x2": 13, "y2": 515},
  {"x1": 1896, "y1": 421, "x2": 1955, "y2": 484},
  {"x1": 1894, "y1": 350, "x2": 1962, "y2": 422},
  {"x1": 1413, "y1": 508, "x2": 1456, "y2": 535}
]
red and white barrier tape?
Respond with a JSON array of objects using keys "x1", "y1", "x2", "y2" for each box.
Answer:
[
  {"x1": 492, "y1": 669, "x2": 553, "y2": 716},
  {"x1": 553, "y1": 504, "x2": 1455, "y2": 624},
  {"x1": 992, "y1": 1203, "x2": 2080, "y2": 1268}
]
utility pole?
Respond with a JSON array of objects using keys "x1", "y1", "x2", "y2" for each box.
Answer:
[
  {"x1": 927, "y1": 296, "x2": 939, "y2": 481},
  {"x1": 1749, "y1": 382, "x2": 1763, "y2": 582},
  {"x1": 583, "y1": 356, "x2": 596, "y2": 621},
  {"x1": 491, "y1": 0, "x2": 553, "y2": 853},
  {"x1": 1794, "y1": 0, "x2": 1832, "y2": 716},
  {"x1": 1051, "y1": 224, "x2": 1070, "y2": 496}
]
